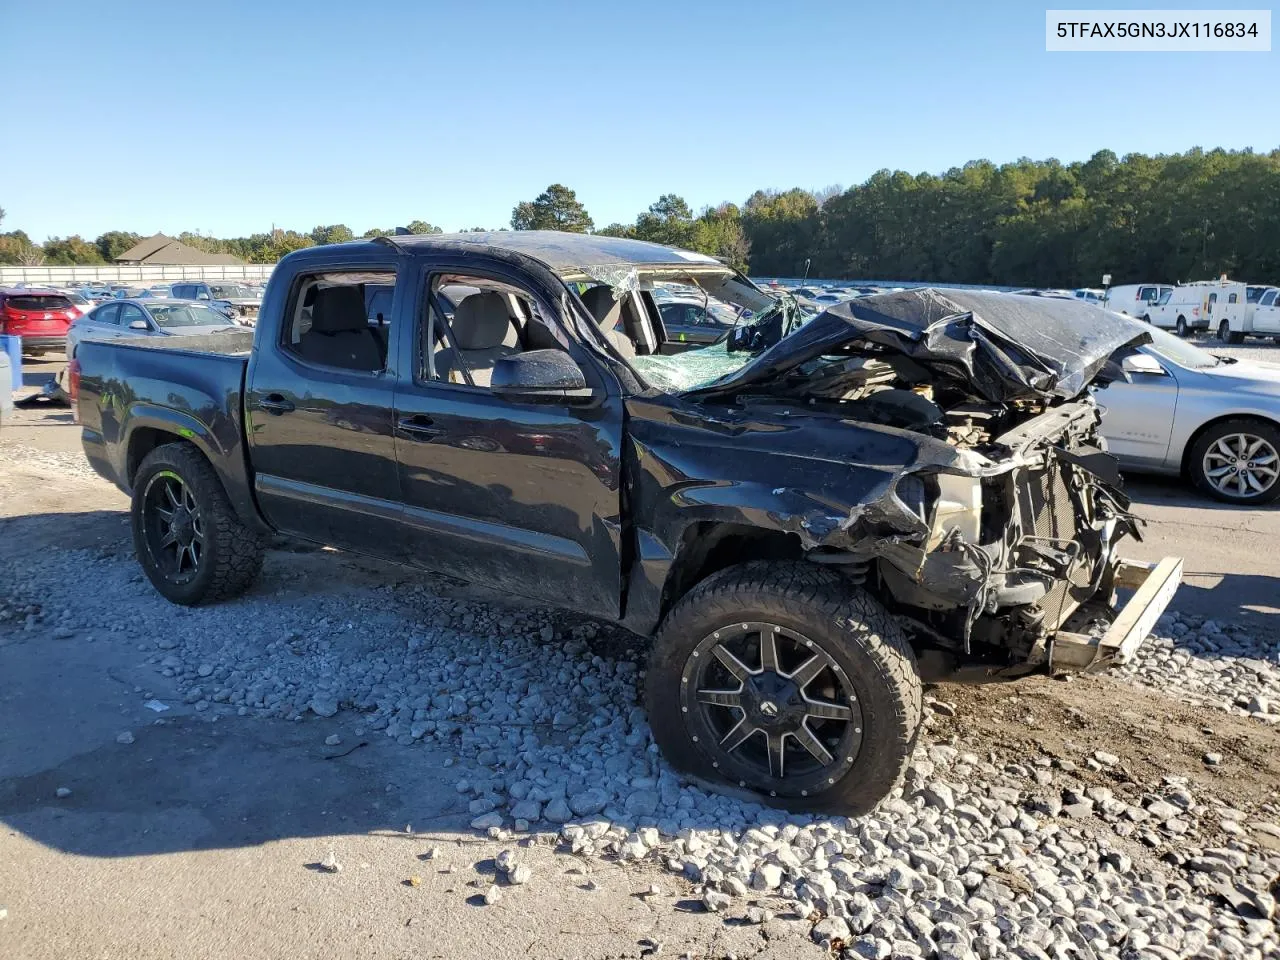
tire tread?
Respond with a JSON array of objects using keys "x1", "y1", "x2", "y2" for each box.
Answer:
[
  {"x1": 647, "y1": 560, "x2": 921, "y2": 813},
  {"x1": 132, "y1": 442, "x2": 264, "y2": 604}
]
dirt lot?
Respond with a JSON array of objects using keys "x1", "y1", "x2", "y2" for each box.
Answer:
[{"x1": 2, "y1": 357, "x2": 1278, "y2": 960}]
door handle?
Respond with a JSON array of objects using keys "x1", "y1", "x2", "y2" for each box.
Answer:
[
  {"x1": 397, "y1": 415, "x2": 445, "y2": 440},
  {"x1": 257, "y1": 394, "x2": 295, "y2": 414}
]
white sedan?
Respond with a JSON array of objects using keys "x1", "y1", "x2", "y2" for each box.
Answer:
[{"x1": 1099, "y1": 327, "x2": 1280, "y2": 504}]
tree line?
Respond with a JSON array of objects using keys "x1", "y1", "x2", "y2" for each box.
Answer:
[{"x1": 4, "y1": 147, "x2": 1278, "y2": 286}]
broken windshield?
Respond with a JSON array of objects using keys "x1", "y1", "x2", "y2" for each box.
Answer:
[{"x1": 630, "y1": 293, "x2": 810, "y2": 393}]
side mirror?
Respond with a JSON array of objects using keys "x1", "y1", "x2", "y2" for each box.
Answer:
[
  {"x1": 1121, "y1": 353, "x2": 1167, "y2": 377},
  {"x1": 490, "y1": 349, "x2": 594, "y2": 403},
  {"x1": 197, "y1": 292, "x2": 210, "y2": 300},
  {"x1": 129, "y1": 319, "x2": 150, "y2": 331}
]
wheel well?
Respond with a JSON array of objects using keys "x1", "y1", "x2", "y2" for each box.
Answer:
[
  {"x1": 126, "y1": 428, "x2": 187, "y2": 485},
  {"x1": 1180, "y1": 414, "x2": 1280, "y2": 476},
  {"x1": 661, "y1": 522, "x2": 805, "y2": 618}
]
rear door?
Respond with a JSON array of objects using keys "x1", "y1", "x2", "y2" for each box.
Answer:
[
  {"x1": 244, "y1": 252, "x2": 406, "y2": 559},
  {"x1": 390, "y1": 254, "x2": 625, "y2": 620},
  {"x1": 81, "y1": 302, "x2": 122, "y2": 337}
]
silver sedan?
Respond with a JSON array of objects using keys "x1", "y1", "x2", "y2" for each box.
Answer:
[
  {"x1": 66, "y1": 298, "x2": 241, "y2": 359},
  {"x1": 1099, "y1": 326, "x2": 1280, "y2": 504}
]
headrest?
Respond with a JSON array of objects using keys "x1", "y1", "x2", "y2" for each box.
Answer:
[
  {"x1": 452, "y1": 292, "x2": 513, "y2": 349},
  {"x1": 580, "y1": 285, "x2": 621, "y2": 328},
  {"x1": 310, "y1": 285, "x2": 368, "y2": 334}
]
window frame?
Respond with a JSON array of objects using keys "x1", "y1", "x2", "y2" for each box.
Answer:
[
  {"x1": 409, "y1": 258, "x2": 609, "y2": 401},
  {"x1": 95, "y1": 303, "x2": 122, "y2": 325},
  {"x1": 276, "y1": 264, "x2": 401, "y2": 379},
  {"x1": 416, "y1": 269, "x2": 551, "y2": 390},
  {"x1": 118, "y1": 303, "x2": 150, "y2": 329}
]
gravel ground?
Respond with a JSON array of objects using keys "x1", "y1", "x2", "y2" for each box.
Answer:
[
  {"x1": 1120, "y1": 612, "x2": 1280, "y2": 721},
  {"x1": 3, "y1": 530, "x2": 1277, "y2": 960},
  {"x1": 0, "y1": 439, "x2": 102, "y2": 483},
  {"x1": 1189, "y1": 334, "x2": 1280, "y2": 365}
]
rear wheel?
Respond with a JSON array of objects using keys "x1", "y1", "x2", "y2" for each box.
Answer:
[
  {"x1": 1189, "y1": 420, "x2": 1280, "y2": 505},
  {"x1": 132, "y1": 442, "x2": 265, "y2": 604},
  {"x1": 646, "y1": 561, "x2": 921, "y2": 813}
]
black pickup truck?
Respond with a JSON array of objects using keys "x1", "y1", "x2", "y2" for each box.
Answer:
[{"x1": 77, "y1": 231, "x2": 1182, "y2": 812}]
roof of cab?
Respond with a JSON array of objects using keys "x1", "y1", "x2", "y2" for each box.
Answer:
[{"x1": 376, "y1": 230, "x2": 725, "y2": 275}]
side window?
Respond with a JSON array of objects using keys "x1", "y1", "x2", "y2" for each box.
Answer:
[
  {"x1": 171, "y1": 284, "x2": 188, "y2": 299},
  {"x1": 281, "y1": 269, "x2": 396, "y2": 373},
  {"x1": 118, "y1": 304, "x2": 148, "y2": 328},
  {"x1": 1228, "y1": 293, "x2": 1238, "y2": 304},
  {"x1": 96, "y1": 303, "x2": 121, "y2": 325},
  {"x1": 1138, "y1": 286, "x2": 1155, "y2": 302},
  {"x1": 195, "y1": 285, "x2": 211, "y2": 301},
  {"x1": 420, "y1": 272, "x2": 556, "y2": 388},
  {"x1": 1262, "y1": 290, "x2": 1277, "y2": 307}
]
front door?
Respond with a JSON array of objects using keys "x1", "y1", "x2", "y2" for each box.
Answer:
[
  {"x1": 1253, "y1": 290, "x2": 1280, "y2": 334},
  {"x1": 390, "y1": 259, "x2": 625, "y2": 620},
  {"x1": 1098, "y1": 355, "x2": 1179, "y2": 467},
  {"x1": 244, "y1": 256, "x2": 406, "y2": 559}
]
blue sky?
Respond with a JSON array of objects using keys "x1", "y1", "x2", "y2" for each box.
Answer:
[{"x1": 2, "y1": 0, "x2": 1276, "y2": 241}]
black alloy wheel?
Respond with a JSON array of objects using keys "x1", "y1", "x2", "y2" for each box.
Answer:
[
  {"x1": 680, "y1": 621, "x2": 863, "y2": 795},
  {"x1": 140, "y1": 470, "x2": 205, "y2": 583}
]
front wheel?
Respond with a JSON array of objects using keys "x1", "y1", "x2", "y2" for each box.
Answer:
[
  {"x1": 132, "y1": 442, "x2": 265, "y2": 604},
  {"x1": 646, "y1": 561, "x2": 922, "y2": 813},
  {"x1": 1189, "y1": 420, "x2": 1280, "y2": 505},
  {"x1": 1141, "y1": 314, "x2": 1152, "y2": 325},
  {"x1": 1176, "y1": 316, "x2": 1189, "y2": 337}
]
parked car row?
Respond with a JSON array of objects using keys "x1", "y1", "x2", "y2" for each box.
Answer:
[
  {"x1": 0, "y1": 279, "x2": 266, "y2": 358},
  {"x1": 1105, "y1": 278, "x2": 1280, "y2": 342}
]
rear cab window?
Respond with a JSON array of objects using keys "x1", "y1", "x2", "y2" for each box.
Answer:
[{"x1": 7, "y1": 294, "x2": 73, "y2": 311}]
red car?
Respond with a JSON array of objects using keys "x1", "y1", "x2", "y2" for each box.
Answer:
[{"x1": 0, "y1": 287, "x2": 79, "y2": 357}]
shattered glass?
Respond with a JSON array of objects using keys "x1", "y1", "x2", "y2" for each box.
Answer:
[
  {"x1": 630, "y1": 343, "x2": 752, "y2": 393},
  {"x1": 579, "y1": 263, "x2": 640, "y2": 298}
]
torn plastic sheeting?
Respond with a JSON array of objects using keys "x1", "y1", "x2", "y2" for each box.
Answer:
[{"x1": 693, "y1": 288, "x2": 1151, "y2": 404}]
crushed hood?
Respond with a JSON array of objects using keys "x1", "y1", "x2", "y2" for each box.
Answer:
[{"x1": 690, "y1": 288, "x2": 1151, "y2": 403}]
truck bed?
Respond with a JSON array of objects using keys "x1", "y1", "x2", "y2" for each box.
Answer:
[
  {"x1": 77, "y1": 329, "x2": 255, "y2": 357},
  {"x1": 76, "y1": 333, "x2": 255, "y2": 514}
]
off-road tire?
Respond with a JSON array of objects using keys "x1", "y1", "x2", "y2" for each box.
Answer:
[
  {"x1": 1188, "y1": 418, "x2": 1280, "y2": 505},
  {"x1": 131, "y1": 442, "x2": 265, "y2": 605},
  {"x1": 646, "y1": 560, "x2": 922, "y2": 813}
]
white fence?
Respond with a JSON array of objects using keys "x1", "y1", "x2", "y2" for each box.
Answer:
[{"x1": 0, "y1": 263, "x2": 276, "y2": 286}]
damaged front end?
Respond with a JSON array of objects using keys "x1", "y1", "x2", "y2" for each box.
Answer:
[
  {"x1": 689, "y1": 289, "x2": 1183, "y2": 678},
  {"x1": 868, "y1": 401, "x2": 1167, "y2": 677}
]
